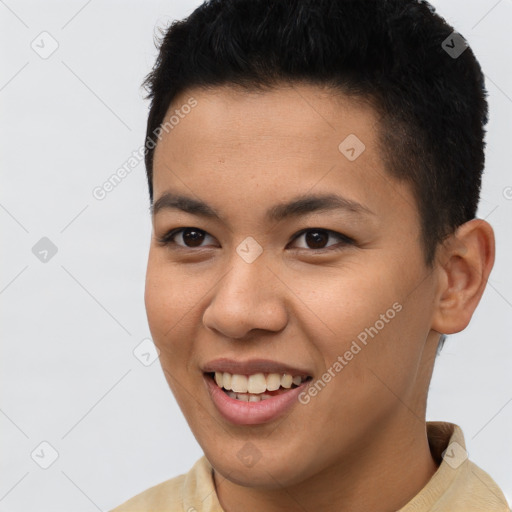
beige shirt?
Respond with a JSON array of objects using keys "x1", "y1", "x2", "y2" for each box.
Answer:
[{"x1": 110, "y1": 421, "x2": 510, "y2": 511}]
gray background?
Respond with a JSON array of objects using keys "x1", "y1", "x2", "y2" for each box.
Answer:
[{"x1": 1, "y1": 0, "x2": 511, "y2": 510}]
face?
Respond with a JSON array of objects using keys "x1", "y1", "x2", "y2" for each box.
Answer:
[{"x1": 145, "y1": 84, "x2": 440, "y2": 489}]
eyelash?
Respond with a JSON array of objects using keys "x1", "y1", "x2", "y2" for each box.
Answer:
[{"x1": 156, "y1": 227, "x2": 355, "y2": 253}]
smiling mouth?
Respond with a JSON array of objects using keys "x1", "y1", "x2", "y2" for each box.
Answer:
[{"x1": 206, "y1": 371, "x2": 312, "y2": 402}]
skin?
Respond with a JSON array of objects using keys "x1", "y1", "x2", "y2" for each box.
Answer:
[{"x1": 144, "y1": 84, "x2": 495, "y2": 512}]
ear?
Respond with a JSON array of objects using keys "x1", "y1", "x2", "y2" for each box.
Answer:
[{"x1": 431, "y1": 219, "x2": 495, "y2": 335}]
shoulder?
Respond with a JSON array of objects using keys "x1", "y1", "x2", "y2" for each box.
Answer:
[
  {"x1": 109, "y1": 455, "x2": 217, "y2": 512},
  {"x1": 400, "y1": 422, "x2": 510, "y2": 512},
  {"x1": 459, "y1": 460, "x2": 511, "y2": 512},
  {"x1": 109, "y1": 472, "x2": 187, "y2": 512},
  {"x1": 435, "y1": 423, "x2": 510, "y2": 511}
]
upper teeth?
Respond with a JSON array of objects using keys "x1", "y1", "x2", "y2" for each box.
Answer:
[{"x1": 214, "y1": 372, "x2": 305, "y2": 394}]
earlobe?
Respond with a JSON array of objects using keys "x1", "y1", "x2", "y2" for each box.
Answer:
[{"x1": 431, "y1": 219, "x2": 495, "y2": 335}]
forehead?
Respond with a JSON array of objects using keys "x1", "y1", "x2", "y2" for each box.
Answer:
[
  {"x1": 155, "y1": 84, "x2": 377, "y2": 158},
  {"x1": 151, "y1": 84, "x2": 416, "y2": 229},
  {"x1": 153, "y1": 84, "x2": 380, "y2": 182}
]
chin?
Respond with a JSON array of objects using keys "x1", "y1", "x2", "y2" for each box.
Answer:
[{"x1": 204, "y1": 443, "x2": 316, "y2": 489}]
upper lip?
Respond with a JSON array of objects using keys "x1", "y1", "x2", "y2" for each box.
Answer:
[{"x1": 202, "y1": 358, "x2": 312, "y2": 377}]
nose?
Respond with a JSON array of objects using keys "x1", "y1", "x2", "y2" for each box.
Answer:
[{"x1": 202, "y1": 254, "x2": 288, "y2": 340}]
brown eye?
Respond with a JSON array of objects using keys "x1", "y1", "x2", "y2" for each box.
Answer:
[
  {"x1": 157, "y1": 227, "x2": 354, "y2": 252},
  {"x1": 156, "y1": 227, "x2": 216, "y2": 248},
  {"x1": 181, "y1": 228, "x2": 206, "y2": 247},
  {"x1": 290, "y1": 228, "x2": 354, "y2": 251},
  {"x1": 304, "y1": 230, "x2": 329, "y2": 249}
]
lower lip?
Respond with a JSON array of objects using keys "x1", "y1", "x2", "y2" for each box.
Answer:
[{"x1": 204, "y1": 374, "x2": 309, "y2": 425}]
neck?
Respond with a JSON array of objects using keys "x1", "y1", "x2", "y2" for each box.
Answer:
[{"x1": 213, "y1": 417, "x2": 439, "y2": 512}]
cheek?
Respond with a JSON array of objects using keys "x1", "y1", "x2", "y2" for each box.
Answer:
[
  {"x1": 296, "y1": 264, "x2": 402, "y2": 346},
  {"x1": 144, "y1": 264, "x2": 196, "y2": 409},
  {"x1": 145, "y1": 254, "x2": 198, "y2": 337},
  {"x1": 303, "y1": 264, "x2": 421, "y2": 401},
  {"x1": 144, "y1": 256, "x2": 192, "y2": 367},
  {"x1": 144, "y1": 254, "x2": 220, "y2": 390}
]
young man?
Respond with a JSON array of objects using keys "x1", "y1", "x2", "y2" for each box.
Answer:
[{"x1": 111, "y1": 0, "x2": 510, "y2": 510}]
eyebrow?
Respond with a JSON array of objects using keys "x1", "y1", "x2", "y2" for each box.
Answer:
[{"x1": 150, "y1": 191, "x2": 375, "y2": 222}]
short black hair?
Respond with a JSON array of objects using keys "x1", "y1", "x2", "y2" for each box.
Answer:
[{"x1": 142, "y1": 0, "x2": 489, "y2": 267}]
